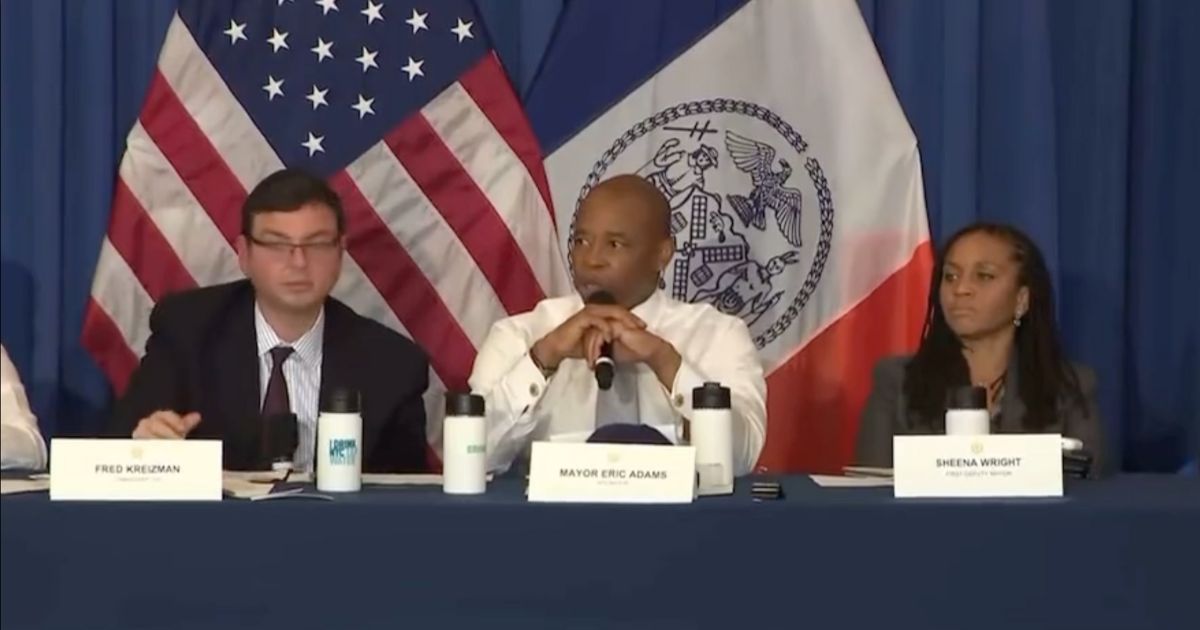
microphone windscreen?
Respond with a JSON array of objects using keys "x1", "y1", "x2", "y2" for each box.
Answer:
[{"x1": 595, "y1": 356, "x2": 614, "y2": 390}]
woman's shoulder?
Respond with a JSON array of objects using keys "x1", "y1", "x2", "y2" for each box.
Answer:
[
  {"x1": 1066, "y1": 362, "x2": 1097, "y2": 391},
  {"x1": 872, "y1": 354, "x2": 913, "y2": 381}
]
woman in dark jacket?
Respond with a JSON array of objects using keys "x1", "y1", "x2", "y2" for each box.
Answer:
[{"x1": 856, "y1": 222, "x2": 1105, "y2": 476}]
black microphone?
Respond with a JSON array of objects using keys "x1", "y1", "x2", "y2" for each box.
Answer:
[
  {"x1": 586, "y1": 290, "x2": 616, "y2": 390},
  {"x1": 262, "y1": 412, "x2": 299, "y2": 472}
]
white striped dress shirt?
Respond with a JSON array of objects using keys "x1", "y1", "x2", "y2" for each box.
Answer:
[{"x1": 254, "y1": 304, "x2": 324, "y2": 472}]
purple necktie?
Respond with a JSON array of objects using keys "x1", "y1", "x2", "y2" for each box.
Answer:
[{"x1": 262, "y1": 345, "x2": 295, "y2": 416}]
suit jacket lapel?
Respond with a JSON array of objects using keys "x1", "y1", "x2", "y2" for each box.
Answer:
[
  {"x1": 319, "y1": 301, "x2": 390, "y2": 449},
  {"x1": 319, "y1": 301, "x2": 367, "y2": 425},
  {"x1": 318, "y1": 301, "x2": 349, "y2": 406},
  {"x1": 207, "y1": 285, "x2": 262, "y2": 464},
  {"x1": 999, "y1": 353, "x2": 1026, "y2": 432}
]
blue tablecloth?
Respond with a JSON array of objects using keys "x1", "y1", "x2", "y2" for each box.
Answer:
[{"x1": 2, "y1": 474, "x2": 1197, "y2": 630}]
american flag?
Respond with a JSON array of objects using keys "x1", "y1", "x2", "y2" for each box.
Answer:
[{"x1": 81, "y1": 0, "x2": 571, "y2": 452}]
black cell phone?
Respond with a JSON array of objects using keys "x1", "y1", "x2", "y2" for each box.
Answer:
[
  {"x1": 751, "y1": 480, "x2": 784, "y2": 500},
  {"x1": 1063, "y1": 451, "x2": 1093, "y2": 479}
]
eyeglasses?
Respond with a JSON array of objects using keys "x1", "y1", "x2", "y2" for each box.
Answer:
[{"x1": 247, "y1": 235, "x2": 342, "y2": 258}]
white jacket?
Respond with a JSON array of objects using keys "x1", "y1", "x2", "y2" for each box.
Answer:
[
  {"x1": 1, "y1": 345, "x2": 47, "y2": 471},
  {"x1": 468, "y1": 291, "x2": 766, "y2": 474}
]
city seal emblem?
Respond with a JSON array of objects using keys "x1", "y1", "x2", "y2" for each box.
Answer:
[{"x1": 571, "y1": 99, "x2": 835, "y2": 349}]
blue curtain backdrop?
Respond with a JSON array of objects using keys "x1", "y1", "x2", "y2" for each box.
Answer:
[{"x1": 1, "y1": 0, "x2": 1195, "y2": 470}]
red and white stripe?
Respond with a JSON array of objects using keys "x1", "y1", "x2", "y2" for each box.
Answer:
[{"x1": 82, "y1": 15, "x2": 571, "y2": 454}]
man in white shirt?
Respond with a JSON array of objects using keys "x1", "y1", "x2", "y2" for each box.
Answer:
[
  {"x1": 1, "y1": 345, "x2": 48, "y2": 470},
  {"x1": 469, "y1": 175, "x2": 766, "y2": 474}
]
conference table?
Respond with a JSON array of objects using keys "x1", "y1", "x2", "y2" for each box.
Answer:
[{"x1": 2, "y1": 474, "x2": 1197, "y2": 630}]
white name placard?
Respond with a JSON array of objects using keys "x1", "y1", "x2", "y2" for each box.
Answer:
[
  {"x1": 893, "y1": 434, "x2": 1063, "y2": 498},
  {"x1": 528, "y1": 442, "x2": 696, "y2": 503},
  {"x1": 50, "y1": 438, "x2": 223, "y2": 501}
]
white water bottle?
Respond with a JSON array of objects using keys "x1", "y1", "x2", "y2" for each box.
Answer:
[
  {"x1": 945, "y1": 386, "x2": 990, "y2": 436},
  {"x1": 691, "y1": 382, "x2": 734, "y2": 496},
  {"x1": 316, "y1": 387, "x2": 363, "y2": 492},
  {"x1": 442, "y1": 392, "x2": 487, "y2": 495}
]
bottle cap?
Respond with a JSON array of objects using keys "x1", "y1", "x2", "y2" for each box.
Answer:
[
  {"x1": 321, "y1": 387, "x2": 361, "y2": 413},
  {"x1": 445, "y1": 391, "x2": 485, "y2": 416},
  {"x1": 692, "y1": 382, "x2": 731, "y2": 409},
  {"x1": 946, "y1": 385, "x2": 987, "y2": 410}
]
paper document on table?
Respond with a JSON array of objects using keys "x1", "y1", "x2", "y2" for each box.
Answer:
[
  {"x1": 219, "y1": 471, "x2": 493, "y2": 491},
  {"x1": 810, "y1": 475, "x2": 894, "y2": 488},
  {"x1": 1, "y1": 478, "x2": 51, "y2": 495},
  {"x1": 223, "y1": 471, "x2": 319, "y2": 484},
  {"x1": 363, "y1": 473, "x2": 442, "y2": 485},
  {"x1": 361, "y1": 473, "x2": 494, "y2": 485},
  {"x1": 221, "y1": 476, "x2": 277, "y2": 499},
  {"x1": 223, "y1": 470, "x2": 289, "y2": 483},
  {"x1": 842, "y1": 466, "x2": 894, "y2": 478},
  {"x1": 249, "y1": 488, "x2": 336, "y2": 502}
]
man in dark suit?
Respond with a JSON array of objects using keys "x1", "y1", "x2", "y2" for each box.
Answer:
[{"x1": 109, "y1": 168, "x2": 429, "y2": 472}]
